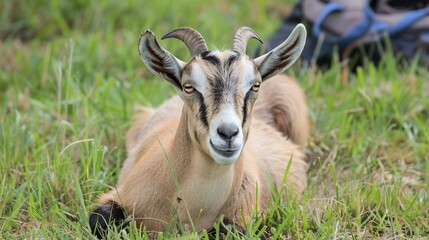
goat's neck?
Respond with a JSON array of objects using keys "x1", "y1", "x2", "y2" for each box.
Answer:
[{"x1": 170, "y1": 107, "x2": 245, "y2": 225}]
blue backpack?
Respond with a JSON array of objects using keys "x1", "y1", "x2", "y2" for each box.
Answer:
[{"x1": 260, "y1": 0, "x2": 429, "y2": 68}]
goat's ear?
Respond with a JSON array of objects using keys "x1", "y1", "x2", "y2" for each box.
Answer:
[
  {"x1": 139, "y1": 30, "x2": 186, "y2": 89},
  {"x1": 254, "y1": 24, "x2": 306, "y2": 81}
]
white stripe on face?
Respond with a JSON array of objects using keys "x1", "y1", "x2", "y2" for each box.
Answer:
[
  {"x1": 243, "y1": 58, "x2": 258, "y2": 91},
  {"x1": 189, "y1": 64, "x2": 207, "y2": 93}
]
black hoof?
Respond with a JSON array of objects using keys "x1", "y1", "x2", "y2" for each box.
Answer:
[
  {"x1": 89, "y1": 201, "x2": 126, "y2": 239},
  {"x1": 207, "y1": 218, "x2": 271, "y2": 239},
  {"x1": 207, "y1": 218, "x2": 246, "y2": 239}
]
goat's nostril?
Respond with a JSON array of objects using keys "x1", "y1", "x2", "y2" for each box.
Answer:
[{"x1": 217, "y1": 124, "x2": 239, "y2": 140}]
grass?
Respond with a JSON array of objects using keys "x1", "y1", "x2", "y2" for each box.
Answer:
[{"x1": 1, "y1": 0, "x2": 428, "y2": 239}]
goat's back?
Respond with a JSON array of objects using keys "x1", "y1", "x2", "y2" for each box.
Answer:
[
  {"x1": 253, "y1": 74, "x2": 308, "y2": 149},
  {"x1": 126, "y1": 96, "x2": 183, "y2": 152}
]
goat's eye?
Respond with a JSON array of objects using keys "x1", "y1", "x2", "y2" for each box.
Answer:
[
  {"x1": 252, "y1": 82, "x2": 261, "y2": 92},
  {"x1": 183, "y1": 83, "x2": 195, "y2": 93}
]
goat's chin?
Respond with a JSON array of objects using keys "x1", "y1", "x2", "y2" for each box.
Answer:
[
  {"x1": 212, "y1": 154, "x2": 240, "y2": 165},
  {"x1": 208, "y1": 143, "x2": 242, "y2": 165}
]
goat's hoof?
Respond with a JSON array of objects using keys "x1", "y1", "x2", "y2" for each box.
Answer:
[
  {"x1": 207, "y1": 219, "x2": 246, "y2": 239},
  {"x1": 89, "y1": 201, "x2": 126, "y2": 239},
  {"x1": 207, "y1": 218, "x2": 273, "y2": 239}
]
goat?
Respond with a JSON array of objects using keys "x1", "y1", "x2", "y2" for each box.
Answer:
[{"x1": 89, "y1": 24, "x2": 309, "y2": 238}]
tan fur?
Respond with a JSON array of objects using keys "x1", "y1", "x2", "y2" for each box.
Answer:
[
  {"x1": 97, "y1": 74, "x2": 309, "y2": 232},
  {"x1": 253, "y1": 74, "x2": 309, "y2": 149}
]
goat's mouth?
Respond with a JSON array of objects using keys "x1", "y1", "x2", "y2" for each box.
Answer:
[{"x1": 209, "y1": 140, "x2": 241, "y2": 160}]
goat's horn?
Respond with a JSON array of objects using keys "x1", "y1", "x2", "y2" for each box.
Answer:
[
  {"x1": 232, "y1": 27, "x2": 263, "y2": 55},
  {"x1": 162, "y1": 27, "x2": 208, "y2": 57}
]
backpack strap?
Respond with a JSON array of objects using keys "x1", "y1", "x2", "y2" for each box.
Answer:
[
  {"x1": 302, "y1": 0, "x2": 372, "y2": 45},
  {"x1": 312, "y1": 2, "x2": 345, "y2": 37}
]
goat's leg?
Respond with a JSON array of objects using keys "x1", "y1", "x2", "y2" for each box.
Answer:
[
  {"x1": 89, "y1": 200, "x2": 126, "y2": 238},
  {"x1": 206, "y1": 218, "x2": 246, "y2": 239},
  {"x1": 206, "y1": 217, "x2": 272, "y2": 240}
]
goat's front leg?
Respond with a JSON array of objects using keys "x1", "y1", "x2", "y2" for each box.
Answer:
[
  {"x1": 206, "y1": 218, "x2": 246, "y2": 239},
  {"x1": 89, "y1": 200, "x2": 126, "y2": 238},
  {"x1": 206, "y1": 218, "x2": 271, "y2": 240}
]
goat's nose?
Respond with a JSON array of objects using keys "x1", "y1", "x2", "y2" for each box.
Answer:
[{"x1": 217, "y1": 124, "x2": 239, "y2": 141}]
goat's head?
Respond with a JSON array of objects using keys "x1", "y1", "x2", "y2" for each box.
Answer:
[{"x1": 138, "y1": 24, "x2": 306, "y2": 165}]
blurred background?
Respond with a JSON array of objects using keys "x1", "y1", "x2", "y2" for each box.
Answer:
[{"x1": 0, "y1": 0, "x2": 296, "y2": 106}]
